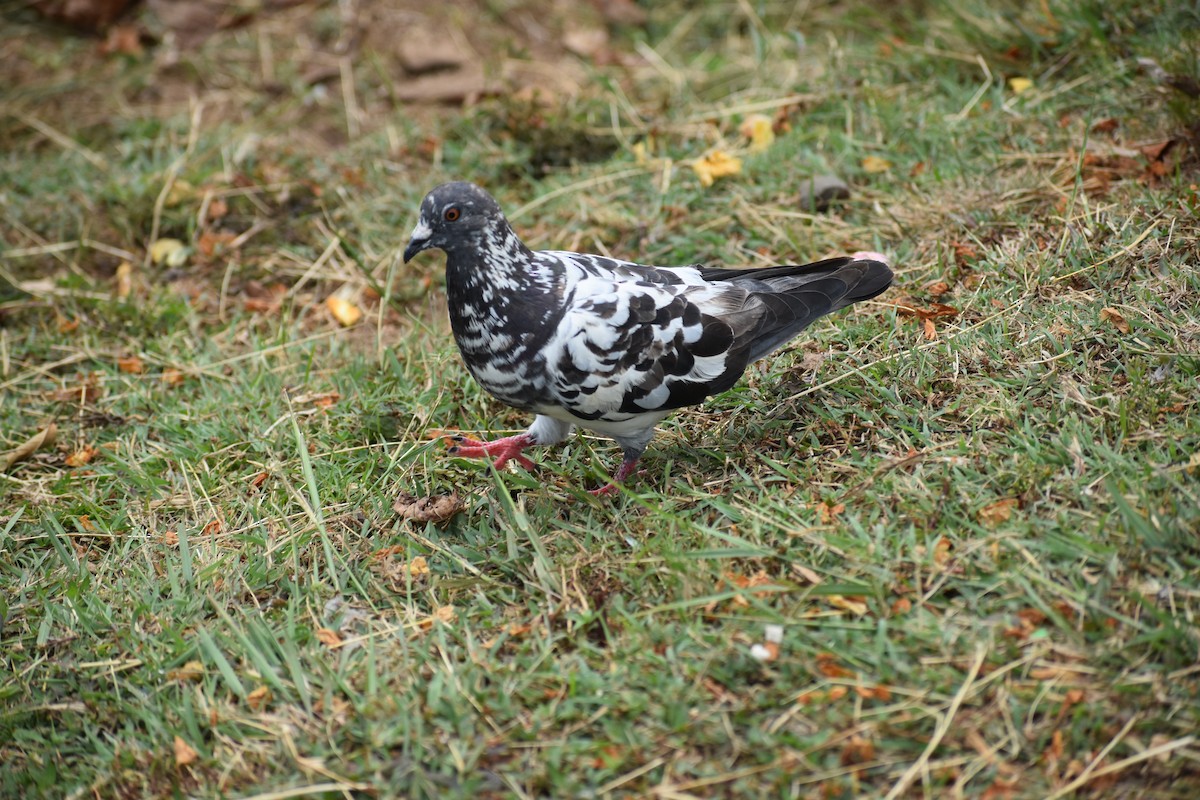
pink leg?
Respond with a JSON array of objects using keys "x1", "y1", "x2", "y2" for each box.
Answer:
[
  {"x1": 589, "y1": 454, "x2": 642, "y2": 496},
  {"x1": 448, "y1": 433, "x2": 536, "y2": 471}
]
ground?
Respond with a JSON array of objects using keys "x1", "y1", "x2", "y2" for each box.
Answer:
[{"x1": 2, "y1": 0, "x2": 1199, "y2": 798}]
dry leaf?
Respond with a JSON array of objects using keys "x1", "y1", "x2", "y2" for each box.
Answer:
[
  {"x1": 149, "y1": 238, "x2": 187, "y2": 267},
  {"x1": 246, "y1": 685, "x2": 271, "y2": 711},
  {"x1": 315, "y1": 627, "x2": 342, "y2": 648},
  {"x1": 65, "y1": 446, "x2": 99, "y2": 467},
  {"x1": 1100, "y1": 307, "x2": 1131, "y2": 334},
  {"x1": 431, "y1": 605, "x2": 457, "y2": 625},
  {"x1": 161, "y1": 367, "x2": 186, "y2": 386},
  {"x1": 1008, "y1": 77, "x2": 1034, "y2": 94},
  {"x1": 739, "y1": 113, "x2": 775, "y2": 153},
  {"x1": 815, "y1": 652, "x2": 854, "y2": 679},
  {"x1": 890, "y1": 597, "x2": 912, "y2": 615},
  {"x1": 405, "y1": 556, "x2": 431, "y2": 577},
  {"x1": 816, "y1": 501, "x2": 845, "y2": 524},
  {"x1": 114, "y1": 261, "x2": 133, "y2": 299},
  {"x1": 326, "y1": 295, "x2": 362, "y2": 327},
  {"x1": 393, "y1": 492, "x2": 464, "y2": 523},
  {"x1": 173, "y1": 735, "x2": 198, "y2": 766},
  {"x1": 861, "y1": 155, "x2": 892, "y2": 173},
  {"x1": 979, "y1": 498, "x2": 1018, "y2": 527},
  {"x1": 248, "y1": 471, "x2": 269, "y2": 489},
  {"x1": 2, "y1": 423, "x2": 58, "y2": 473},
  {"x1": 167, "y1": 660, "x2": 205, "y2": 682},
  {"x1": 117, "y1": 355, "x2": 145, "y2": 374},
  {"x1": 839, "y1": 735, "x2": 876, "y2": 766},
  {"x1": 933, "y1": 536, "x2": 952, "y2": 568},
  {"x1": 827, "y1": 594, "x2": 869, "y2": 616},
  {"x1": 791, "y1": 563, "x2": 822, "y2": 585},
  {"x1": 692, "y1": 150, "x2": 742, "y2": 187}
]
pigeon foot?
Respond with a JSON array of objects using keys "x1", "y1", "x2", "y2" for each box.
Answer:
[
  {"x1": 589, "y1": 456, "x2": 642, "y2": 496},
  {"x1": 448, "y1": 434, "x2": 536, "y2": 470}
]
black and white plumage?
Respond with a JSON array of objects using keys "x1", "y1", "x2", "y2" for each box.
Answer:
[{"x1": 403, "y1": 181, "x2": 893, "y2": 494}]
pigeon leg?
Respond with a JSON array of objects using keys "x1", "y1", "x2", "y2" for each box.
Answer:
[
  {"x1": 590, "y1": 452, "x2": 642, "y2": 496},
  {"x1": 448, "y1": 433, "x2": 536, "y2": 470}
]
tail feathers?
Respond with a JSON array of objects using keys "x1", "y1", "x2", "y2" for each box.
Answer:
[{"x1": 733, "y1": 257, "x2": 894, "y2": 364}]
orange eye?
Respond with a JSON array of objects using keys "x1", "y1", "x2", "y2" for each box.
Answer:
[{"x1": 443, "y1": 207, "x2": 460, "y2": 222}]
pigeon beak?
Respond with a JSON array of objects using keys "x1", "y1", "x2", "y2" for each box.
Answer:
[{"x1": 403, "y1": 219, "x2": 433, "y2": 263}]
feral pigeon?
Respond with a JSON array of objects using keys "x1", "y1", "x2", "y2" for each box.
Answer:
[{"x1": 403, "y1": 181, "x2": 893, "y2": 494}]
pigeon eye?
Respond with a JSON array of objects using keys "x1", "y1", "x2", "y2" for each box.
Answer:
[{"x1": 443, "y1": 207, "x2": 460, "y2": 222}]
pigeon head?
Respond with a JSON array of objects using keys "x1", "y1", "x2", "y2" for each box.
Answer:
[{"x1": 403, "y1": 182, "x2": 509, "y2": 263}]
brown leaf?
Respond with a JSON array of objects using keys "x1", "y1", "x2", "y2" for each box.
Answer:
[
  {"x1": 1091, "y1": 118, "x2": 1119, "y2": 134},
  {"x1": 816, "y1": 501, "x2": 845, "y2": 524},
  {"x1": 923, "y1": 317, "x2": 937, "y2": 340},
  {"x1": 393, "y1": 492, "x2": 465, "y2": 524},
  {"x1": 161, "y1": 368, "x2": 186, "y2": 386},
  {"x1": 173, "y1": 735, "x2": 198, "y2": 767},
  {"x1": 246, "y1": 685, "x2": 271, "y2": 711},
  {"x1": 117, "y1": 355, "x2": 144, "y2": 374},
  {"x1": 167, "y1": 660, "x2": 205, "y2": 682},
  {"x1": 2, "y1": 423, "x2": 58, "y2": 473},
  {"x1": 926, "y1": 280, "x2": 951, "y2": 298},
  {"x1": 839, "y1": 735, "x2": 876, "y2": 766},
  {"x1": 197, "y1": 230, "x2": 236, "y2": 258},
  {"x1": 248, "y1": 471, "x2": 269, "y2": 489},
  {"x1": 979, "y1": 498, "x2": 1019, "y2": 527},
  {"x1": 933, "y1": 536, "x2": 952, "y2": 568},
  {"x1": 99, "y1": 23, "x2": 143, "y2": 56},
  {"x1": 1100, "y1": 307, "x2": 1131, "y2": 334},
  {"x1": 65, "y1": 445, "x2": 100, "y2": 467},
  {"x1": 314, "y1": 627, "x2": 342, "y2": 648},
  {"x1": 890, "y1": 597, "x2": 912, "y2": 615},
  {"x1": 815, "y1": 652, "x2": 854, "y2": 679}
]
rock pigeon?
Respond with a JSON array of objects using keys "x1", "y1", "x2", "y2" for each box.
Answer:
[{"x1": 403, "y1": 181, "x2": 893, "y2": 495}]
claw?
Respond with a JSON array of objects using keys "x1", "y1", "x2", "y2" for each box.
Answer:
[{"x1": 445, "y1": 433, "x2": 536, "y2": 472}]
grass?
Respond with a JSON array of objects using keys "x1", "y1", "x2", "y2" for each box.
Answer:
[{"x1": 2, "y1": 0, "x2": 1200, "y2": 797}]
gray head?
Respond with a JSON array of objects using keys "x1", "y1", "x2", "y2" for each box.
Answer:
[{"x1": 402, "y1": 182, "x2": 509, "y2": 263}]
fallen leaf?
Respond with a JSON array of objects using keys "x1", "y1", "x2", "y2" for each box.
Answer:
[
  {"x1": 99, "y1": 23, "x2": 143, "y2": 56},
  {"x1": 839, "y1": 735, "x2": 876, "y2": 766},
  {"x1": 816, "y1": 501, "x2": 845, "y2": 524},
  {"x1": 114, "y1": 261, "x2": 133, "y2": 299},
  {"x1": 692, "y1": 150, "x2": 742, "y2": 187},
  {"x1": 202, "y1": 519, "x2": 222, "y2": 536},
  {"x1": 65, "y1": 446, "x2": 100, "y2": 467},
  {"x1": 149, "y1": 238, "x2": 188, "y2": 267},
  {"x1": 207, "y1": 197, "x2": 229, "y2": 220},
  {"x1": 173, "y1": 735, "x2": 198, "y2": 766},
  {"x1": 861, "y1": 155, "x2": 892, "y2": 173},
  {"x1": 739, "y1": 113, "x2": 775, "y2": 153},
  {"x1": 890, "y1": 597, "x2": 912, "y2": 615},
  {"x1": 979, "y1": 498, "x2": 1018, "y2": 527},
  {"x1": 791, "y1": 563, "x2": 822, "y2": 585},
  {"x1": 45, "y1": 374, "x2": 102, "y2": 404},
  {"x1": 432, "y1": 605, "x2": 457, "y2": 625},
  {"x1": 827, "y1": 594, "x2": 869, "y2": 616},
  {"x1": 933, "y1": 536, "x2": 952, "y2": 568},
  {"x1": 117, "y1": 355, "x2": 145, "y2": 374},
  {"x1": 815, "y1": 652, "x2": 854, "y2": 679},
  {"x1": 393, "y1": 492, "x2": 465, "y2": 523},
  {"x1": 827, "y1": 685, "x2": 848, "y2": 700},
  {"x1": 161, "y1": 368, "x2": 186, "y2": 386},
  {"x1": 246, "y1": 685, "x2": 271, "y2": 711},
  {"x1": 167, "y1": 660, "x2": 205, "y2": 682},
  {"x1": 2, "y1": 423, "x2": 58, "y2": 473},
  {"x1": 197, "y1": 230, "x2": 236, "y2": 258},
  {"x1": 248, "y1": 471, "x2": 269, "y2": 489},
  {"x1": 326, "y1": 295, "x2": 362, "y2": 327},
  {"x1": 1008, "y1": 76, "x2": 1034, "y2": 94},
  {"x1": 923, "y1": 317, "x2": 937, "y2": 340},
  {"x1": 926, "y1": 280, "x2": 951, "y2": 297},
  {"x1": 314, "y1": 627, "x2": 342, "y2": 648},
  {"x1": 1091, "y1": 118, "x2": 1120, "y2": 134},
  {"x1": 1100, "y1": 307, "x2": 1131, "y2": 334},
  {"x1": 405, "y1": 556, "x2": 430, "y2": 577}
]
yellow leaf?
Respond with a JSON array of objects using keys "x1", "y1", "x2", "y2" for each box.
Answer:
[
  {"x1": 861, "y1": 155, "x2": 892, "y2": 173},
  {"x1": 631, "y1": 141, "x2": 648, "y2": 165},
  {"x1": 246, "y1": 685, "x2": 271, "y2": 711},
  {"x1": 173, "y1": 735, "x2": 198, "y2": 766},
  {"x1": 1, "y1": 423, "x2": 57, "y2": 473},
  {"x1": 692, "y1": 150, "x2": 742, "y2": 187},
  {"x1": 432, "y1": 605, "x2": 457, "y2": 625},
  {"x1": 326, "y1": 295, "x2": 362, "y2": 327},
  {"x1": 167, "y1": 660, "x2": 205, "y2": 682},
  {"x1": 827, "y1": 594, "x2": 869, "y2": 616},
  {"x1": 1008, "y1": 77, "x2": 1033, "y2": 94},
  {"x1": 114, "y1": 261, "x2": 133, "y2": 299},
  {"x1": 739, "y1": 113, "x2": 775, "y2": 153},
  {"x1": 406, "y1": 556, "x2": 430, "y2": 577},
  {"x1": 149, "y1": 238, "x2": 187, "y2": 267}
]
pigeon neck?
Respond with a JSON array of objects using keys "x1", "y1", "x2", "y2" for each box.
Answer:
[{"x1": 445, "y1": 221, "x2": 537, "y2": 290}]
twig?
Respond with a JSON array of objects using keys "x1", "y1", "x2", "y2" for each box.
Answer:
[{"x1": 14, "y1": 112, "x2": 108, "y2": 171}]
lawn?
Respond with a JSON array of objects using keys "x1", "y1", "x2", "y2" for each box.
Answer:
[{"x1": 2, "y1": 0, "x2": 1199, "y2": 797}]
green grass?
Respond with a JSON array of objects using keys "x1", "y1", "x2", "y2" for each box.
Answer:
[{"x1": 3, "y1": 0, "x2": 1200, "y2": 797}]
